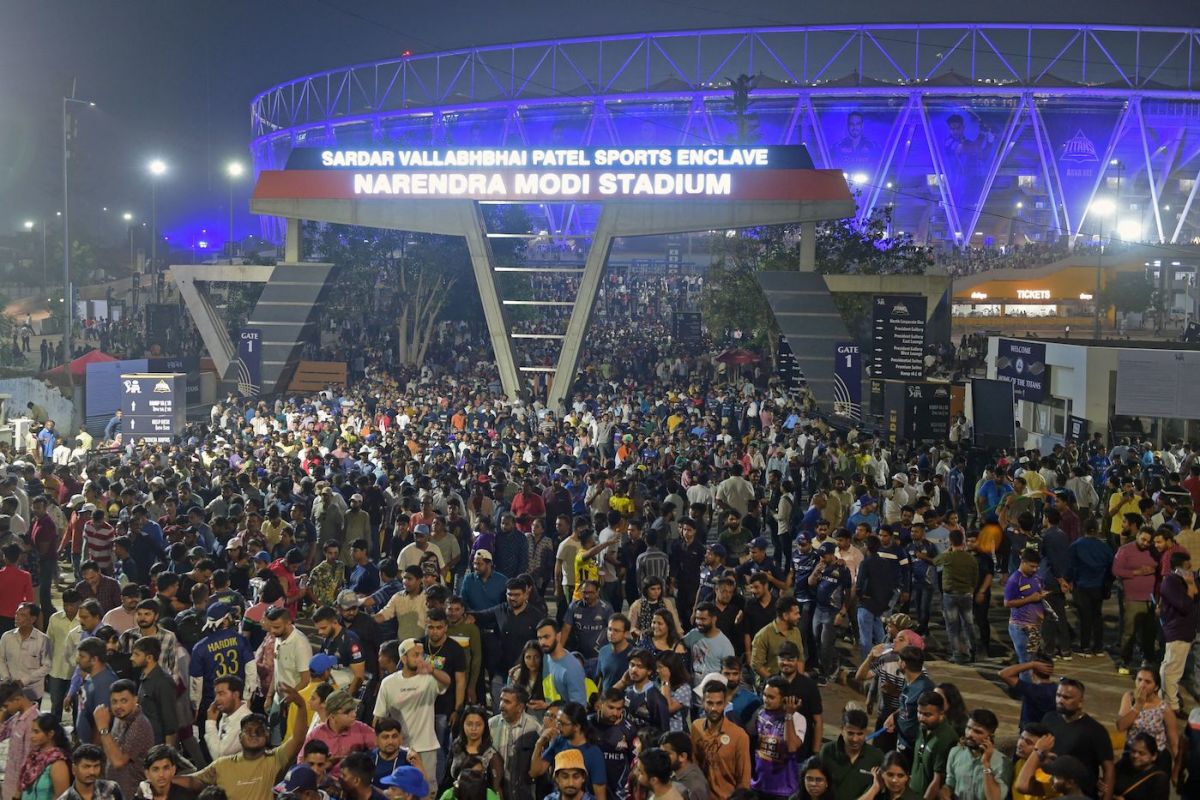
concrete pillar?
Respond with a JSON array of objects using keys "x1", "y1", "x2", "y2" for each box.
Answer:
[
  {"x1": 459, "y1": 203, "x2": 522, "y2": 401},
  {"x1": 548, "y1": 207, "x2": 616, "y2": 410},
  {"x1": 800, "y1": 220, "x2": 816, "y2": 271},
  {"x1": 285, "y1": 218, "x2": 303, "y2": 262}
]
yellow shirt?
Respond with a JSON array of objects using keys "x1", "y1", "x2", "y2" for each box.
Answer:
[
  {"x1": 610, "y1": 495, "x2": 635, "y2": 516},
  {"x1": 1108, "y1": 494, "x2": 1142, "y2": 534},
  {"x1": 572, "y1": 553, "x2": 600, "y2": 600},
  {"x1": 261, "y1": 519, "x2": 287, "y2": 548}
]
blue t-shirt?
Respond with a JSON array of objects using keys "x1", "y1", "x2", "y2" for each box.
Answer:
[
  {"x1": 596, "y1": 643, "x2": 631, "y2": 693},
  {"x1": 78, "y1": 666, "x2": 118, "y2": 744},
  {"x1": 460, "y1": 571, "x2": 509, "y2": 612},
  {"x1": 190, "y1": 629, "x2": 255, "y2": 711},
  {"x1": 547, "y1": 651, "x2": 587, "y2": 705}
]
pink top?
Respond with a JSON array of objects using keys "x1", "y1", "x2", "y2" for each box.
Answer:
[{"x1": 300, "y1": 719, "x2": 377, "y2": 763}]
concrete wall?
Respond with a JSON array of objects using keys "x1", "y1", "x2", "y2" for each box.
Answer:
[{"x1": 0, "y1": 377, "x2": 77, "y2": 436}]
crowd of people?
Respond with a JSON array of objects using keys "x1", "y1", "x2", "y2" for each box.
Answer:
[{"x1": 0, "y1": 264, "x2": 1198, "y2": 800}]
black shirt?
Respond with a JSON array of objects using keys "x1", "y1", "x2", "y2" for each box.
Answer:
[
  {"x1": 1041, "y1": 711, "x2": 1114, "y2": 797},
  {"x1": 713, "y1": 596, "x2": 745, "y2": 655},
  {"x1": 780, "y1": 672, "x2": 824, "y2": 758},
  {"x1": 741, "y1": 597, "x2": 776, "y2": 654},
  {"x1": 418, "y1": 635, "x2": 466, "y2": 716}
]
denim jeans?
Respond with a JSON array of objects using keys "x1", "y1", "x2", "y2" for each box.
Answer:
[
  {"x1": 911, "y1": 582, "x2": 933, "y2": 633},
  {"x1": 857, "y1": 607, "x2": 886, "y2": 658},
  {"x1": 48, "y1": 676, "x2": 69, "y2": 725},
  {"x1": 1009, "y1": 622, "x2": 1037, "y2": 668},
  {"x1": 799, "y1": 602, "x2": 817, "y2": 673},
  {"x1": 812, "y1": 607, "x2": 840, "y2": 677},
  {"x1": 434, "y1": 713, "x2": 450, "y2": 786},
  {"x1": 942, "y1": 593, "x2": 974, "y2": 657}
]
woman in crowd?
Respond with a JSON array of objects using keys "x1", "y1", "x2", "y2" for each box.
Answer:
[
  {"x1": 643, "y1": 608, "x2": 687, "y2": 662},
  {"x1": 855, "y1": 751, "x2": 919, "y2": 800},
  {"x1": 1116, "y1": 666, "x2": 1177, "y2": 768},
  {"x1": 20, "y1": 714, "x2": 71, "y2": 800},
  {"x1": 1112, "y1": 732, "x2": 1170, "y2": 800},
  {"x1": 790, "y1": 756, "x2": 834, "y2": 800},
  {"x1": 447, "y1": 706, "x2": 503, "y2": 796},
  {"x1": 509, "y1": 641, "x2": 545, "y2": 713},
  {"x1": 655, "y1": 651, "x2": 692, "y2": 732},
  {"x1": 628, "y1": 577, "x2": 683, "y2": 642}
]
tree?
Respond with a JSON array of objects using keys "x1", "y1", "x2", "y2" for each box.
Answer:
[{"x1": 303, "y1": 205, "x2": 528, "y2": 367}]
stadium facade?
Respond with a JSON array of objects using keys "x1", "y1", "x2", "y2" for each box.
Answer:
[{"x1": 251, "y1": 24, "x2": 1200, "y2": 247}]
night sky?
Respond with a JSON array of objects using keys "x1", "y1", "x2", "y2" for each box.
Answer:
[{"x1": 1, "y1": 0, "x2": 1193, "y2": 250}]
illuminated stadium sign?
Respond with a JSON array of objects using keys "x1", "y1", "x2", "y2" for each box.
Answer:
[{"x1": 253, "y1": 145, "x2": 850, "y2": 202}]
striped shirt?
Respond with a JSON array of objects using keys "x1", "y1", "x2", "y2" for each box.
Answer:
[{"x1": 82, "y1": 521, "x2": 115, "y2": 573}]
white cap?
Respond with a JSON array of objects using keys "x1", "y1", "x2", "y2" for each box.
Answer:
[{"x1": 692, "y1": 671, "x2": 729, "y2": 698}]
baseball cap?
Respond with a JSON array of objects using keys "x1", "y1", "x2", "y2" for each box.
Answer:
[
  {"x1": 253, "y1": 551, "x2": 271, "y2": 563},
  {"x1": 398, "y1": 638, "x2": 421, "y2": 657},
  {"x1": 80, "y1": 503, "x2": 97, "y2": 514},
  {"x1": 795, "y1": 533, "x2": 810, "y2": 546},
  {"x1": 381, "y1": 766, "x2": 429, "y2": 797},
  {"x1": 277, "y1": 766, "x2": 319, "y2": 793},
  {"x1": 188, "y1": 546, "x2": 206, "y2": 559},
  {"x1": 205, "y1": 602, "x2": 233, "y2": 621},
  {"x1": 286, "y1": 548, "x2": 306, "y2": 564},
  {"x1": 553, "y1": 749, "x2": 588, "y2": 775},
  {"x1": 67, "y1": 495, "x2": 85, "y2": 509},
  {"x1": 692, "y1": 671, "x2": 729, "y2": 698},
  {"x1": 778, "y1": 641, "x2": 801, "y2": 659},
  {"x1": 707, "y1": 543, "x2": 728, "y2": 557},
  {"x1": 225, "y1": 537, "x2": 244, "y2": 551},
  {"x1": 886, "y1": 613, "x2": 914, "y2": 631},
  {"x1": 323, "y1": 690, "x2": 358, "y2": 715},
  {"x1": 749, "y1": 537, "x2": 770, "y2": 551},
  {"x1": 309, "y1": 653, "x2": 338, "y2": 675},
  {"x1": 336, "y1": 590, "x2": 361, "y2": 610},
  {"x1": 350, "y1": 493, "x2": 363, "y2": 502},
  {"x1": 413, "y1": 523, "x2": 431, "y2": 536},
  {"x1": 817, "y1": 542, "x2": 837, "y2": 556},
  {"x1": 474, "y1": 549, "x2": 493, "y2": 561},
  {"x1": 900, "y1": 630, "x2": 926, "y2": 651}
]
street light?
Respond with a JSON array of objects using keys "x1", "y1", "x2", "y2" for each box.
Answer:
[
  {"x1": 226, "y1": 161, "x2": 244, "y2": 263},
  {"x1": 148, "y1": 159, "x2": 167, "y2": 301},
  {"x1": 63, "y1": 93, "x2": 96, "y2": 356},
  {"x1": 1090, "y1": 197, "x2": 1117, "y2": 339},
  {"x1": 23, "y1": 220, "x2": 47, "y2": 285}
]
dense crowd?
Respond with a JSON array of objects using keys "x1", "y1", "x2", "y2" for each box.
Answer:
[
  {"x1": 938, "y1": 243, "x2": 1071, "y2": 278},
  {"x1": 1, "y1": 272, "x2": 1199, "y2": 800}
]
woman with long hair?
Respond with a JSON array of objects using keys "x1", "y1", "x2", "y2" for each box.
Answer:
[
  {"x1": 789, "y1": 756, "x2": 834, "y2": 800},
  {"x1": 655, "y1": 651, "x2": 692, "y2": 732},
  {"x1": 1112, "y1": 732, "x2": 1170, "y2": 800},
  {"x1": 447, "y1": 706, "x2": 503, "y2": 797},
  {"x1": 628, "y1": 577, "x2": 683, "y2": 642},
  {"x1": 856, "y1": 751, "x2": 920, "y2": 800},
  {"x1": 19, "y1": 714, "x2": 70, "y2": 800},
  {"x1": 643, "y1": 608, "x2": 686, "y2": 662},
  {"x1": 1116, "y1": 666, "x2": 1177, "y2": 768},
  {"x1": 508, "y1": 640, "x2": 546, "y2": 715}
]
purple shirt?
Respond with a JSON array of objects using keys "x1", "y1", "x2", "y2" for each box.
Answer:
[
  {"x1": 750, "y1": 709, "x2": 801, "y2": 797},
  {"x1": 1004, "y1": 571, "x2": 1044, "y2": 626}
]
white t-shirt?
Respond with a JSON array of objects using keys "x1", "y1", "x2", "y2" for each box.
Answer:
[
  {"x1": 273, "y1": 627, "x2": 313, "y2": 700},
  {"x1": 373, "y1": 671, "x2": 445, "y2": 751}
]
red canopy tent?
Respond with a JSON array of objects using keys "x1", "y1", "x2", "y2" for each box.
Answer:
[
  {"x1": 43, "y1": 350, "x2": 117, "y2": 381},
  {"x1": 715, "y1": 348, "x2": 761, "y2": 366}
]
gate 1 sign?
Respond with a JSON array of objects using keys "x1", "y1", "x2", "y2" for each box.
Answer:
[
  {"x1": 995, "y1": 338, "x2": 1049, "y2": 403},
  {"x1": 120, "y1": 373, "x2": 186, "y2": 444},
  {"x1": 237, "y1": 328, "x2": 263, "y2": 397},
  {"x1": 833, "y1": 342, "x2": 862, "y2": 419}
]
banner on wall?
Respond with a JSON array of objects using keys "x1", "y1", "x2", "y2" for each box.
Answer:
[
  {"x1": 923, "y1": 98, "x2": 1016, "y2": 228},
  {"x1": 1036, "y1": 100, "x2": 1126, "y2": 234},
  {"x1": 872, "y1": 295, "x2": 927, "y2": 380},
  {"x1": 995, "y1": 338, "x2": 1050, "y2": 403}
]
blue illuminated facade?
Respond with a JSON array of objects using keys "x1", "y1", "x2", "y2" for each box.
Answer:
[{"x1": 251, "y1": 24, "x2": 1200, "y2": 246}]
